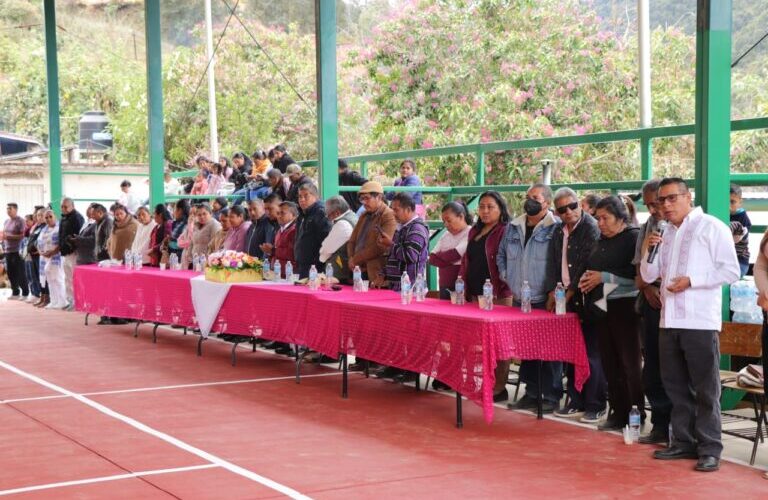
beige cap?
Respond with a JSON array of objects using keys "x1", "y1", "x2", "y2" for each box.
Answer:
[{"x1": 358, "y1": 181, "x2": 383, "y2": 194}]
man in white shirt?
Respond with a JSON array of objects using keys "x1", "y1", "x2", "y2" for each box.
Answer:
[
  {"x1": 640, "y1": 178, "x2": 740, "y2": 473},
  {"x1": 319, "y1": 196, "x2": 357, "y2": 283},
  {"x1": 118, "y1": 180, "x2": 141, "y2": 215}
]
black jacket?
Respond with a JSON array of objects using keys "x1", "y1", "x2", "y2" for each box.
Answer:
[
  {"x1": 245, "y1": 215, "x2": 277, "y2": 260},
  {"x1": 293, "y1": 201, "x2": 332, "y2": 278},
  {"x1": 286, "y1": 175, "x2": 313, "y2": 203},
  {"x1": 339, "y1": 170, "x2": 367, "y2": 212},
  {"x1": 549, "y1": 212, "x2": 601, "y2": 309},
  {"x1": 59, "y1": 210, "x2": 85, "y2": 256},
  {"x1": 274, "y1": 153, "x2": 296, "y2": 174},
  {"x1": 74, "y1": 222, "x2": 97, "y2": 265}
]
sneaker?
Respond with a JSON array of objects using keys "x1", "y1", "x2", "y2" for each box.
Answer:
[
  {"x1": 580, "y1": 409, "x2": 607, "y2": 424},
  {"x1": 554, "y1": 405, "x2": 585, "y2": 419},
  {"x1": 26, "y1": 295, "x2": 38, "y2": 303}
]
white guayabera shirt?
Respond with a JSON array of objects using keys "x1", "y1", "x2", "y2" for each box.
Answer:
[{"x1": 640, "y1": 207, "x2": 740, "y2": 331}]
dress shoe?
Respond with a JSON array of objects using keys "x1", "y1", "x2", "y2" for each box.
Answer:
[
  {"x1": 507, "y1": 395, "x2": 538, "y2": 410},
  {"x1": 393, "y1": 371, "x2": 419, "y2": 384},
  {"x1": 694, "y1": 455, "x2": 719, "y2": 472},
  {"x1": 261, "y1": 341, "x2": 279, "y2": 350},
  {"x1": 493, "y1": 388, "x2": 508, "y2": 403},
  {"x1": 638, "y1": 427, "x2": 669, "y2": 445},
  {"x1": 431, "y1": 380, "x2": 451, "y2": 391},
  {"x1": 597, "y1": 419, "x2": 624, "y2": 431},
  {"x1": 348, "y1": 361, "x2": 367, "y2": 372},
  {"x1": 375, "y1": 366, "x2": 403, "y2": 379},
  {"x1": 97, "y1": 317, "x2": 113, "y2": 325},
  {"x1": 274, "y1": 345, "x2": 296, "y2": 356},
  {"x1": 653, "y1": 447, "x2": 698, "y2": 460}
]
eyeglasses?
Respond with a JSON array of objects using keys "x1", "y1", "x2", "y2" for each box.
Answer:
[
  {"x1": 556, "y1": 202, "x2": 579, "y2": 215},
  {"x1": 657, "y1": 193, "x2": 685, "y2": 205},
  {"x1": 358, "y1": 194, "x2": 376, "y2": 202}
]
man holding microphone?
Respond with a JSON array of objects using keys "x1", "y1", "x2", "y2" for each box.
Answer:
[{"x1": 640, "y1": 178, "x2": 740, "y2": 472}]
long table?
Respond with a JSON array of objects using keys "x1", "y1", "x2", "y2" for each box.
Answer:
[{"x1": 74, "y1": 265, "x2": 589, "y2": 423}]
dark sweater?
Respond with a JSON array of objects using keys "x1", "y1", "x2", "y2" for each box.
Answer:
[
  {"x1": 294, "y1": 202, "x2": 332, "y2": 278},
  {"x1": 730, "y1": 209, "x2": 751, "y2": 265}
]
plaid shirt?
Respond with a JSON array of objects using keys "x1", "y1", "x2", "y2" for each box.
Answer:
[{"x1": 384, "y1": 216, "x2": 430, "y2": 291}]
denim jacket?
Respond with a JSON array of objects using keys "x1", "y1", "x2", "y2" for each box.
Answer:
[{"x1": 497, "y1": 212, "x2": 559, "y2": 303}]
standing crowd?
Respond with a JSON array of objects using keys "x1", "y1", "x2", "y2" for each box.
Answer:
[{"x1": 2, "y1": 146, "x2": 761, "y2": 473}]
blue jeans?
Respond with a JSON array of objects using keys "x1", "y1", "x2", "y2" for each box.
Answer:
[
  {"x1": 231, "y1": 188, "x2": 248, "y2": 206},
  {"x1": 246, "y1": 186, "x2": 271, "y2": 201},
  {"x1": 25, "y1": 259, "x2": 41, "y2": 297}
]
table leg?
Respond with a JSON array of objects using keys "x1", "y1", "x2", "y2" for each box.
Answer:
[
  {"x1": 231, "y1": 340, "x2": 240, "y2": 366},
  {"x1": 537, "y1": 360, "x2": 543, "y2": 420},
  {"x1": 342, "y1": 353, "x2": 348, "y2": 399},
  {"x1": 456, "y1": 391, "x2": 463, "y2": 429},
  {"x1": 295, "y1": 349, "x2": 310, "y2": 384},
  {"x1": 152, "y1": 323, "x2": 159, "y2": 344},
  {"x1": 84, "y1": 313, "x2": 90, "y2": 326},
  {"x1": 133, "y1": 321, "x2": 141, "y2": 338},
  {"x1": 183, "y1": 327, "x2": 187, "y2": 336},
  {"x1": 197, "y1": 336, "x2": 204, "y2": 357}
]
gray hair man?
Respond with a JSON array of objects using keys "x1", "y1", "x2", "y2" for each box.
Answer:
[{"x1": 319, "y1": 195, "x2": 358, "y2": 283}]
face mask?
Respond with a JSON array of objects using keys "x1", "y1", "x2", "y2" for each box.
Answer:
[{"x1": 523, "y1": 198, "x2": 543, "y2": 217}]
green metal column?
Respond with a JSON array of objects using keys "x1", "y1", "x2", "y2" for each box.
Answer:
[
  {"x1": 315, "y1": 0, "x2": 339, "y2": 199},
  {"x1": 43, "y1": 0, "x2": 62, "y2": 215},
  {"x1": 475, "y1": 148, "x2": 485, "y2": 186},
  {"x1": 640, "y1": 137, "x2": 653, "y2": 180},
  {"x1": 694, "y1": 0, "x2": 731, "y2": 221},
  {"x1": 144, "y1": 0, "x2": 165, "y2": 207}
]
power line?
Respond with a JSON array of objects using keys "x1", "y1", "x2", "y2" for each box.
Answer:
[
  {"x1": 732, "y1": 29, "x2": 768, "y2": 68},
  {"x1": 219, "y1": 0, "x2": 316, "y2": 116}
]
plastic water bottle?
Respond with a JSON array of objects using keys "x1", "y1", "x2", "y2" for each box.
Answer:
[
  {"x1": 454, "y1": 275, "x2": 465, "y2": 305},
  {"x1": 325, "y1": 262, "x2": 334, "y2": 285},
  {"x1": 124, "y1": 250, "x2": 133, "y2": 270},
  {"x1": 262, "y1": 259, "x2": 270, "y2": 280},
  {"x1": 414, "y1": 272, "x2": 427, "y2": 302},
  {"x1": 400, "y1": 272, "x2": 412, "y2": 305},
  {"x1": 169, "y1": 253, "x2": 179, "y2": 270},
  {"x1": 482, "y1": 279, "x2": 493, "y2": 311},
  {"x1": 273, "y1": 260, "x2": 282, "y2": 281},
  {"x1": 134, "y1": 253, "x2": 143, "y2": 271},
  {"x1": 285, "y1": 261, "x2": 294, "y2": 282},
  {"x1": 555, "y1": 282, "x2": 566, "y2": 315},
  {"x1": 308, "y1": 264, "x2": 318, "y2": 290},
  {"x1": 353, "y1": 265, "x2": 362, "y2": 292},
  {"x1": 521, "y1": 280, "x2": 532, "y2": 313},
  {"x1": 629, "y1": 405, "x2": 641, "y2": 442}
]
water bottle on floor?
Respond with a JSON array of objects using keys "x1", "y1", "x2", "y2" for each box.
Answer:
[
  {"x1": 521, "y1": 280, "x2": 531, "y2": 313},
  {"x1": 285, "y1": 261, "x2": 294, "y2": 283},
  {"x1": 401, "y1": 272, "x2": 412, "y2": 305},
  {"x1": 454, "y1": 275, "x2": 465, "y2": 305},
  {"x1": 482, "y1": 279, "x2": 493, "y2": 311},
  {"x1": 273, "y1": 260, "x2": 282, "y2": 281},
  {"x1": 629, "y1": 405, "x2": 641, "y2": 442},
  {"x1": 555, "y1": 282, "x2": 566, "y2": 315},
  {"x1": 353, "y1": 265, "x2": 362, "y2": 292}
]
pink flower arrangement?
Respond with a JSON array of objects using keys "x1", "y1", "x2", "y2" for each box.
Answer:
[{"x1": 207, "y1": 251, "x2": 262, "y2": 272}]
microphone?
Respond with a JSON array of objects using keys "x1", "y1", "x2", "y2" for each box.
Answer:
[{"x1": 646, "y1": 220, "x2": 668, "y2": 264}]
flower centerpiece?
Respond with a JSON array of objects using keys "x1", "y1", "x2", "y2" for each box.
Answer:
[{"x1": 204, "y1": 250, "x2": 263, "y2": 283}]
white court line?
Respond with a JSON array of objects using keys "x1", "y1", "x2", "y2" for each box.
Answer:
[
  {"x1": 1, "y1": 371, "x2": 345, "y2": 405},
  {"x1": 0, "y1": 359, "x2": 312, "y2": 500},
  {"x1": 0, "y1": 464, "x2": 219, "y2": 496}
]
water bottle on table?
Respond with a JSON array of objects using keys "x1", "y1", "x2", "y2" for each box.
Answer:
[
  {"x1": 400, "y1": 272, "x2": 412, "y2": 305},
  {"x1": 134, "y1": 253, "x2": 143, "y2": 271},
  {"x1": 273, "y1": 260, "x2": 282, "y2": 281},
  {"x1": 629, "y1": 405, "x2": 641, "y2": 442},
  {"x1": 262, "y1": 259, "x2": 270, "y2": 280},
  {"x1": 325, "y1": 262, "x2": 334, "y2": 287},
  {"x1": 521, "y1": 280, "x2": 531, "y2": 313},
  {"x1": 555, "y1": 282, "x2": 566, "y2": 315},
  {"x1": 454, "y1": 275, "x2": 465, "y2": 305},
  {"x1": 414, "y1": 272, "x2": 427, "y2": 302},
  {"x1": 482, "y1": 279, "x2": 494, "y2": 311},
  {"x1": 124, "y1": 250, "x2": 133, "y2": 270},
  {"x1": 308, "y1": 264, "x2": 318, "y2": 290},
  {"x1": 169, "y1": 253, "x2": 179, "y2": 270},
  {"x1": 285, "y1": 261, "x2": 294, "y2": 283},
  {"x1": 353, "y1": 265, "x2": 362, "y2": 292}
]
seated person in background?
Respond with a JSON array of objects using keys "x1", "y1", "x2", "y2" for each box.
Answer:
[
  {"x1": 386, "y1": 159, "x2": 425, "y2": 218},
  {"x1": 168, "y1": 201, "x2": 190, "y2": 261},
  {"x1": 319, "y1": 195, "x2": 358, "y2": 284},
  {"x1": 346, "y1": 182, "x2": 397, "y2": 288},
  {"x1": 164, "y1": 170, "x2": 181, "y2": 198},
  {"x1": 271, "y1": 201, "x2": 298, "y2": 277},
  {"x1": 191, "y1": 203, "x2": 220, "y2": 258},
  {"x1": 118, "y1": 180, "x2": 141, "y2": 215},
  {"x1": 222, "y1": 205, "x2": 251, "y2": 252},
  {"x1": 285, "y1": 164, "x2": 314, "y2": 203},
  {"x1": 295, "y1": 184, "x2": 332, "y2": 279},
  {"x1": 244, "y1": 150, "x2": 273, "y2": 201},
  {"x1": 266, "y1": 168, "x2": 290, "y2": 201},
  {"x1": 271, "y1": 144, "x2": 295, "y2": 174},
  {"x1": 206, "y1": 163, "x2": 226, "y2": 196},
  {"x1": 211, "y1": 196, "x2": 228, "y2": 221},
  {"x1": 208, "y1": 207, "x2": 230, "y2": 254},
  {"x1": 380, "y1": 192, "x2": 430, "y2": 291},
  {"x1": 429, "y1": 201, "x2": 472, "y2": 299},
  {"x1": 729, "y1": 183, "x2": 752, "y2": 276},
  {"x1": 245, "y1": 199, "x2": 276, "y2": 260},
  {"x1": 338, "y1": 159, "x2": 367, "y2": 212}
]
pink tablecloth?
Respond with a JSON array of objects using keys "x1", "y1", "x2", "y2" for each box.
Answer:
[
  {"x1": 74, "y1": 266, "x2": 588, "y2": 423},
  {"x1": 338, "y1": 299, "x2": 588, "y2": 423}
]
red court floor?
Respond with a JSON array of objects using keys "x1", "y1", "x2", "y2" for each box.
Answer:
[{"x1": 0, "y1": 301, "x2": 766, "y2": 499}]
